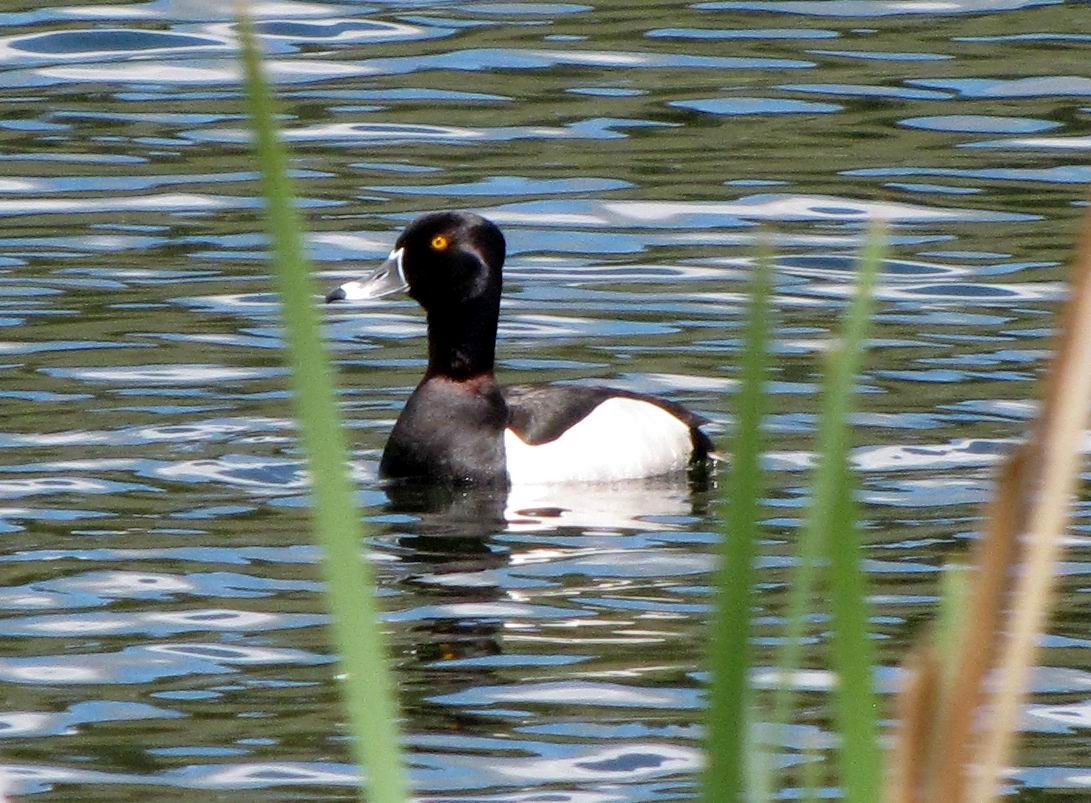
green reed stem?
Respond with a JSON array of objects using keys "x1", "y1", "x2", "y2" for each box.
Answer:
[
  {"x1": 815, "y1": 224, "x2": 883, "y2": 802},
  {"x1": 769, "y1": 225, "x2": 883, "y2": 802},
  {"x1": 704, "y1": 246, "x2": 772, "y2": 802},
  {"x1": 801, "y1": 735, "x2": 824, "y2": 803},
  {"x1": 936, "y1": 563, "x2": 969, "y2": 676},
  {"x1": 236, "y1": 9, "x2": 409, "y2": 803}
]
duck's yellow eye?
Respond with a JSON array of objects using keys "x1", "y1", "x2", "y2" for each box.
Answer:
[{"x1": 430, "y1": 234, "x2": 449, "y2": 251}]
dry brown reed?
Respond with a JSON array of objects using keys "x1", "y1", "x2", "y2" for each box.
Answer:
[{"x1": 887, "y1": 203, "x2": 1091, "y2": 803}]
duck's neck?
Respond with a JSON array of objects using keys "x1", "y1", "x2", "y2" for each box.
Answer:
[{"x1": 424, "y1": 297, "x2": 499, "y2": 380}]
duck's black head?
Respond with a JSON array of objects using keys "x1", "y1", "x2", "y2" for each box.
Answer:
[
  {"x1": 327, "y1": 211, "x2": 506, "y2": 312},
  {"x1": 327, "y1": 212, "x2": 508, "y2": 379}
]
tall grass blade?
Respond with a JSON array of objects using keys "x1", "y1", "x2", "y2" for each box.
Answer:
[
  {"x1": 746, "y1": 704, "x2": 775, "y2": 803},
  {"x1": 768, "y1": 225, "x2": 883, "y2": 801},
  {"x1": 968, "y1": 203, "x2": 1091, "y2": 802},
  {"x1": 934, "y1": 564, "x2": 969, "y2": 674},
  {"x1": 820, "y1": 225, "x2": 883, "y2": 802},
  {"x1": 886, "y1": 644, "x2": 940, "y2": 803},
  {"x1": 704, "y1": 245, "x2": 772, "y2": 802},
  {"x1": 235, "y1": 8, "x2": 409, "y2": 802},
  {"x1": 898, "y1": 448, "x2": 1025, "y2": 802},
  {"x1": 800, "y1": 734, "x2": 826, "y2": 803},
  {"x1": 889, "y1": 204, "x2": 1091, "y2": 803}
]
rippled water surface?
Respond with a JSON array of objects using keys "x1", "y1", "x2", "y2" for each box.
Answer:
[{"x1": 1, "y1": 0, "x2": 1089, "y2": 799}]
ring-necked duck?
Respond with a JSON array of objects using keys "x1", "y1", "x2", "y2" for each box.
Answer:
[{"x1": 327, "y1": 211, "x2": 715, "y2": 486}]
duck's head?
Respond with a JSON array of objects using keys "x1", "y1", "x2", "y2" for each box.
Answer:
[{"x1": 326, "y1": 211, "x2": 506, "y2": 312}]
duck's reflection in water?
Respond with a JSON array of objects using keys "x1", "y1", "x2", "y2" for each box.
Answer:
[
  {"x1": 503, "y1": 471, "x2": 713, "y2": 533},
  {"x1": 383, "y1": 467, "x2": 713, "y2": 541},
  {"x1": 380, "y1": 473, "x2": 714, "y2": 703}
]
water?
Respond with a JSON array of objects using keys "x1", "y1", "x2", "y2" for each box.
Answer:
[{"x1": 0, "y1": 1, "x2": 1089, "y2": 799}]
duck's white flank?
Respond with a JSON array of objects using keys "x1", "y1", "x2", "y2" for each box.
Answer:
[{"x1": 503, "y1": 396, "x2": 693, "y2": 484}]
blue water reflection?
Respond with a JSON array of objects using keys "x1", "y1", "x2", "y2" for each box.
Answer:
[{"x1": 0, "y1": 0, "x2": 1087, "y2": 799}]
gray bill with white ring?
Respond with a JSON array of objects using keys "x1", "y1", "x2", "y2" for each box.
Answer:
[{"x1": 325, "y1": 247, "x2": 407, "y2": 302}]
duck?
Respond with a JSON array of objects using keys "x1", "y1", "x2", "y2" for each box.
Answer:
[{"x1": 326, "y1": 211, "x2": 715, "y2": 487}]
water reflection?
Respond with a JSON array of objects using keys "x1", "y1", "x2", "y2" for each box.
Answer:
[
  {"x1": 0, "y1": 0, "x2": 1088, "y2": 798},
  {"x1": 383, "y1": 470, "x2": 712, "y2": 539},
  {"x1": 382, "y1": 472, "x2": 717, "y2": 799}
]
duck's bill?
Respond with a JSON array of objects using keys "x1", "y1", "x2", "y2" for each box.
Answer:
[{"x1": 325, "y1": 248, "x2": 407, "y2": 302}]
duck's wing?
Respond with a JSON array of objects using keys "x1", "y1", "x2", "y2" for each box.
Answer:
[
  {"x1": 503, "y1": 384, "x2": 711, "y2": 451},
  {"x1": 501, "y1": 384, "x2": 714, "y2": 484}
]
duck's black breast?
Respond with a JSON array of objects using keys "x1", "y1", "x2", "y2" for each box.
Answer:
[{"x1": 380, "y1": 375, "x2": 508, "y2": 486}]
